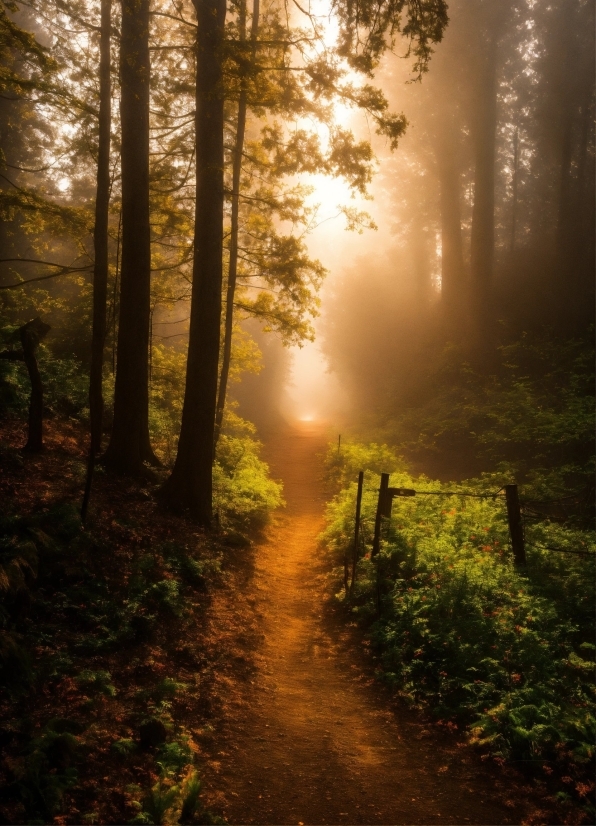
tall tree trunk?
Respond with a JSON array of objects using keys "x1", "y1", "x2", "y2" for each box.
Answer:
[
  {"x1": 436, "y1": 115, "x2": 466, "y2": 319},
  {"x1": 470, "y1": 32, "x2": 498, "y2": 331},
  {"x1": 557, "y1": 84, "x2": 595, "y2": 327},
  {"x1": 214, "y1": 0, "x2": 259, "y2": 448},
  {"x1": 410, "y1": 218, "x2": 431, "y2": 307},
  {"x1": 161, "y1": 0, "x2": 226, "y2": 524},
  {"x1": 576, "y1": 95, "x2": 595, "y2": 312},
  {"x1": 89, "y1": 0, "x2": 112, "y2": 455},
  {"x1": 103, "y1": 0, "x2": 157, "y2": 474},
  {"x1": 111, "y1": 207, "x2": 122, "y2": 374},
  {"x1": 555, "y1": 99, "x2": 574, "y2": 270},
  {"x1": 83, "y1": 0, "x2": 112, "y2": 520},
  {"x1": 509, "y1": 125, "x2": 518, "y2": 253}
]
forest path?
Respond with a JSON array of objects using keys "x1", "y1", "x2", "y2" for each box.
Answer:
[{"x1": 205, "y1": 422, "x2": 529, "y2": 825}]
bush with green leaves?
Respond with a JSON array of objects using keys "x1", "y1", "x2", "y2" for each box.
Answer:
[
  {"x1": 0, "y1": 331, "x2": 89, "y2": 420},
  {"x1": 148, "y1": 345, "x2": 283, "y2": 530},
  {"x1": 128, "y1": 735, "x2": 224, "y2": 826},
  {"x1": 323, "y1": 440, "x2": 595, "y2": 792},
  {"x1": 214, "y1": 413, "x2": 283, "y2": 530},
  {"x1": 385, "y1": 331, "x2": 595, "y2": 498},
  {"x1": 12, "y1": 722, "x2": 80, "y2": 823},
  {"x1": 74, "y1": 669, "x2": 117, "y2": 697}
]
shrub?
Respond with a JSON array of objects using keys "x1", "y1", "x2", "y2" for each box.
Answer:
[
  {"x1": 323, "y1": 439, "x2": 596, "y2": 785},
  {"x1": 214, "y1": 415, "x2": 283, "y2": 530}
]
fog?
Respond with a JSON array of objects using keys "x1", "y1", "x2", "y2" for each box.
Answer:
[
  {"x1": 237, "y1": 0, "x2": 594, "y2": 457},
  {"x1": 1, "y1": 0, "x2": 593, "y2": 477}
]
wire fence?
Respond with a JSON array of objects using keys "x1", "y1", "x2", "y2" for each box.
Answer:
[{"x1": 345, "y1": 472, "x2": 595, "y2": 593}]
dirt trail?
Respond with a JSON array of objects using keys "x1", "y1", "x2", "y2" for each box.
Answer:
[{"x1": 205, "y1": 422, "x2": 531, "y2": 825}]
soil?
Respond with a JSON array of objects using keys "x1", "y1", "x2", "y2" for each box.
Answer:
[{"x1": 202, "y1": 421, "x2": 541, "y2": 825}]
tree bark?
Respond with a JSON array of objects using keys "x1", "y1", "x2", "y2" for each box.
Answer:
[
  {"x1": 83, "y1": 0, "x2": 112, "y2": 520},
  {"x1": 103, "y1": 0, "x2": 157, "y2": 474},
  {"x1": 550, "y1": 0, "x2": 595, "y2": 328},
  {"x1": 214, "y1": 0, "x2": 259, "y2": 448},
  {"x1": 470, "y1": 32, "x2": 498, "y2": 330},
  {"x1": 89, "y1": 0, "x2": 111, "y2": 456},
  {"x1": 161, "y1": 0, "x2": 226, "y2": 524}
]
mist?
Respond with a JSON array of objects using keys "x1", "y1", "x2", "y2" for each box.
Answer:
[
  {"x1": 260, "y1": 0, "x2": 596, "y2": 481},
  {"x1": 1, "y1": 0, "x2": 593, "y2": 475}
]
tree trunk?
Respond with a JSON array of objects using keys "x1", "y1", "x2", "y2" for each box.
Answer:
[
  {"x1": 161, "y1": 0, "x2": 226, "y2": 524},
  {"x1": 0, "y1": 320, "x2": 50, "y2": 452},
  {"x1": 576, "y1": 94, "x2": 595, "y2": 314},
  {"x1": 470, "y1": 32, "x2": 498, "y2": 330},
  {"x1": 83, "y1": 0, "x2": 112, "y2": 520},
  {"x1": 20, "y1": 318, "x2": 50, "y2": 452},
  {"x1": 103, "y1": 0, "x2": 157, "y2": 474},
  {"x1": 214, "y1": 0, "x2": 259, "y2": 448},
  {"x1": 555, "y1": 98, "x2": 574, "y2": 271},
  {"x1": 509, "y1": 126, "x2": 518, "y2": 253},
  {"x1": 89, "y1": 0, "x2": 111, "y2": 455},
  {"x1": 436, "y1": 116, "x2": 466, "y2": 319},
  {"x1": 410, "y1": 218, "x2": 431, "y2": 308}
]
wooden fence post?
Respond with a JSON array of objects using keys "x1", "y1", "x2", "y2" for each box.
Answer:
[
  {"x1": 372, "y1": 473, "x2": 389, "y2": 558},
  {"x1": 372, "y1": 473, "x2": 390, "y2": 614},
  {"x1": 350, "y1": 471, "x2": 364, "y2": 593},
  {"x1": 505, "y1": 484, "x2": 526, "y2": 565}
]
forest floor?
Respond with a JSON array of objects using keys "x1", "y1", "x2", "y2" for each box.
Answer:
[
  {"x1": 0, "y1": 417, "x2": 570, "y2": 824},
  {"x1": 200, "y1": 420, "x2": 553, "y2": 825}
]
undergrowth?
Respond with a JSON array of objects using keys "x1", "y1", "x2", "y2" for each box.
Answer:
[
  {"x1": 323, "y1": 440, "x2": 595, "y2": 820},
  {"x1": 0, "y1": 331, "x2": 283, "y2": 539},
  {"x1": 0, "y1": 492, "x2": 226, "y2": 824},
  {"x1": 0, "y1": 438, "x2": 235, "y2": 824}
]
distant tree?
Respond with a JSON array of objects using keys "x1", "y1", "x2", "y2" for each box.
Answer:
[
  {"x1": 83, "y1": 0, "x2": 112, "y2": 519},
  {"x1": 213, "y1": 0, "x2": 259, "y2": 447},
  {"x1": 544, "y1": 0, "x2": 595, "y2": 325},
  {"x1": 89, "y1": 0, "x2": 112, "y2": 458},
  {"x1": 430, "y1": 77, "x2": 467, "y2": 324},
  {"x1": 468, "y1": 2, "x2": 511, "y2": 338}
]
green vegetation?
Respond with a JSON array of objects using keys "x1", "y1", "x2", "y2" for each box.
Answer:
[
  {"x1": 1, "y1": 315, "x2": 282, "y2": 534},
  {"x1": 323, "y1": 334, "x2": 595, "y2": 813},
  {"x1": 388, "y1": 331, "x2": 595, "y2": 494},
  {"x1": 0, "y1": 477, "x2": 234, "y2": 823}
]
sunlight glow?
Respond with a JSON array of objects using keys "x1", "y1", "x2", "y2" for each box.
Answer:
[
  {"x1": 304, "y1": 172, "x2": 353, "y2": 220},
  {"x1": 292, "y1": 1, "x2": 366, "y2": 220},
  {"x1": 282, "y1": 340, "x2": 348, "y2": 423}
]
